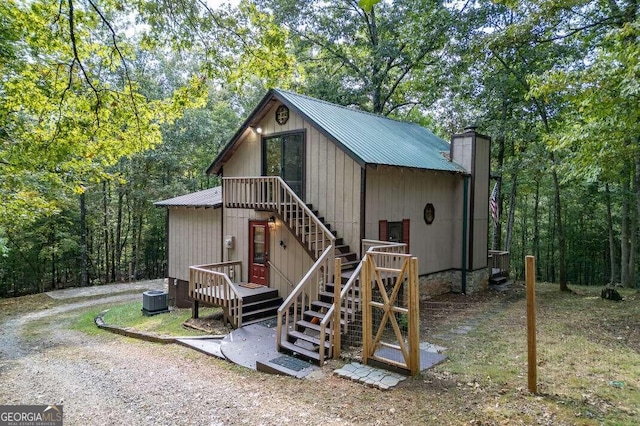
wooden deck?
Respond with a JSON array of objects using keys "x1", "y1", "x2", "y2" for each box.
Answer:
[
  {"x1": 192, "y1": 283, "x2": 277, "y2": 301},
  {"x1": 190, "y1": 261, "x2": 283, "y2": 327}
]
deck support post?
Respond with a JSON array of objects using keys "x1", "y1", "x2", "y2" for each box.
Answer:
[{"x1": 192, "y1": 300, "x2": 199, "y2": 319}]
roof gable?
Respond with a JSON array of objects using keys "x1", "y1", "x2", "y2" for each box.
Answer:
[{"x1": 207, "y1": 89, "x2": 465, "y2": 175}]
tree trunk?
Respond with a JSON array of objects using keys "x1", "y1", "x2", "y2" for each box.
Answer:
[
  {"x1": 50, "y1": 225, "x2": 55, "y2": 290},
  {"x1": 605, "y1": 183, "x2": 618, "y2": 284},
  {"x1": 115, "y1": 185, "x2": 124, "y2": 281},
  {"x1": 80, "y1": 192, "x2": 89, "y2": 287},
  {"x1": 550, "y1": 154, "x2": 569, "y2": 291},
  {"x1": 493, "y1": 96, "x2": 508, "y2": 250},
  {"x1": 103, "y1": 181, "x2": 110, "y2": 284},
  {"x1": 505, "y1": 173, "x2": 517, "y2": 252},
  {"x1": 621, "y1": 172, "x2": 630, "y2": 287},
  {"x1": 533, "y1": 179, "x2": 540, "y2": 277},
  {"x1": 629, "y1": 205, "x2": 636, "y2": 287}
]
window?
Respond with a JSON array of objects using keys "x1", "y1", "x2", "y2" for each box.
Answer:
[
  {"x1": 263, "y1": 132, "x2": 305, "y2": 197},
  {"x1": 379, "y1": 219, "x2": 410, "y2": 251}
]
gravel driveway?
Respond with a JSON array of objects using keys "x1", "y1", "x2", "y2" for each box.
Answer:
[{"x1": 0, "y1": 289, "x2": 415, "y2": 425}]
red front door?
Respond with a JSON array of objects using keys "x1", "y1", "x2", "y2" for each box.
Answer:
[{"x1": 249, "y1": 221, "x2": 269, "y2": 286}]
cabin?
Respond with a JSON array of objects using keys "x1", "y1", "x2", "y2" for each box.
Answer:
[{"x1": 155, "y1": 89, "x2": 506, "y2": 367}]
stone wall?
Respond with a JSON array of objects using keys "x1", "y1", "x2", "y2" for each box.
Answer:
[{"x1": 418, "y1": 267, "x2": 489, "y2": 299}]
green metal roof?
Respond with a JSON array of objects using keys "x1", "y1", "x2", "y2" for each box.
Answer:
[
  {"x1": 207, "y1": 89, "x2": 467, "y2": 175},
  {"x1": 274, "y1": 89, "x2": 465, "y2": 173}
]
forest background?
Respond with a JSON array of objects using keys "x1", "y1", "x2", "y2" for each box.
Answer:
[{"x1": 1, "y1": 0, "x2": 638, "y2": 296}]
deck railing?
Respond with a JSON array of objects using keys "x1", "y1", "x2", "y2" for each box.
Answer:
[
  {"x1": 488, "y1": 250, "x2": 510, "y2": 278},
  {"x1": 362, "y1": 239, "x2": 408, "y2": 256},
  {"x1": 189, "y1": 261, "x2": 244, "y2": 328},
  {"x1": 276, "y1": 245, "x2": 334, "y2": 364},
  {"x1": 224, "y1": 176, "x2": 336, "y2": 259}
]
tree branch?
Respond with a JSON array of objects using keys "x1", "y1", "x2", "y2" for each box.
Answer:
[
  {"x1": 86, "y1": 0, "x2": 143, "y2": 140},
  {"x1": 67, "y1": 0, "x2": 101, "y2": 123}
]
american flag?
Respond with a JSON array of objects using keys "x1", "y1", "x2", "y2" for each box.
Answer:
[{"x1": 490, "y1": 182, "x2": 499, "y2": 224}]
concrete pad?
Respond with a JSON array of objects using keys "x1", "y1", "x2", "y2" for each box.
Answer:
[
  {"x1": 176, "y1": 337, "x2": 225, "y2": 359},
  {"x1": 220, "y1": 322, "x2": 320, "y2": 379},
  {"x1": 420, "y1": 342, "x2": 447, "y2": 353}
]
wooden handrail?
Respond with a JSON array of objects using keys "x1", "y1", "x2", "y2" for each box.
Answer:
[
  {"x1": 267, "y1": 260, "x2": 295, "y2": 288},
  {"x1": 276, "y1": 245, "x2": 333, "y2": 364},
  {"x1": 362, "y1": 239, "x2": 408, "y2": 255},
  {"x1": 189, "y1": 260, "x2": 244, "y2": 327}
]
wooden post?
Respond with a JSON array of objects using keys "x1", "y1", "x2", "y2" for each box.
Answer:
[
  {"x1": 333, "y1": 257, "x2": 342, "y2": 359},
  {"x1": 408, "y1": 257, "x2": 420, "y2": 375},
  {"x1": 526, "y1": 255, "x2": 537, "y2": 394},
  {"x1": 361, "y1": 254, "x2": 371, "y2": 366}
]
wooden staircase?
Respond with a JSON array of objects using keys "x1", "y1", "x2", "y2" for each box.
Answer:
[
  {"x1": 278, "y1": 203, "x2": 359, "y2": 271},
  {"x1": 239, "y1": 289, "x2": 283, "y2": 325},
  {"x1": 273, "y1": 203, "x2": 361, "y2": 363},
  {"x1": 279, "y1": 274, "x2": 360, "y2": 363},
  {"x1": 223, "y1": 177, "x2": 406, "y2": 365}
]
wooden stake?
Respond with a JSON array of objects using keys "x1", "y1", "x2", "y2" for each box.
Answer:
[
  {"x1": 526, "y1": 255, "x2": 537, "y2": 394},
  {"x1": 362, "y1": 255, "x2": 371, "y2": 365},
  {"x1": 333, "y1": 257, "x2": 342, "y2": 359},
  {"x1": 408, "y1": 257, "x2": 420, "y2": 376}
]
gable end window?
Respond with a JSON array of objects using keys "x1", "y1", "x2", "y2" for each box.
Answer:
[
  {"x1": 378, "y1": 219, "x2": 410, "y2": 252},
  {"x1": 262, "y1": 131, "x2": 305, "y2": 198}
]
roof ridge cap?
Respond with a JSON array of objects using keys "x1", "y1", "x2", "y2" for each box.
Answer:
[{"x1": 273, "y1": 88, "x2": 426, "y2": 128}]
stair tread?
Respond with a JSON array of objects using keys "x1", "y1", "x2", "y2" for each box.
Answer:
[
  {"x1": 296, "y1": 319, "x2": 336, "y2": 334},
  {"x1": 279, "y1": 340, "x2": 321, "y2": 361},
  {"x1": 288, "y1": 330, "x2": 331, "y2": 349},
  {"x1": 311, "y1": 300, "x2": 355, "y2": 315},
  {"x1": 311, "y1": 300, "x2": 333, "y2": 310},
  {"x1": 319, "y1": 290, "x2": 360, "y2": 301},
  {"x1": 336, "y1": 252, "x2": 357, "y2": 258},
  {"x1": 242, "y1": 305, "x2": 279, "y2": 317},
  {"x1": 242, "y1": 297, "x2": 283, "y2": 308},
  {"x1": 304, "y1": 310, "x2": 326, "y2": 320}
]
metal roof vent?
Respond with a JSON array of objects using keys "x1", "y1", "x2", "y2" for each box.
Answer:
[{"x1": 142, "y1": 290, "x2": 169, "y2": 316}]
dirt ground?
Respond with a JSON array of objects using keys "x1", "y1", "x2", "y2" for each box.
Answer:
[{"x1": 1, "y1": 282, "x2": 636, "y2": 425}]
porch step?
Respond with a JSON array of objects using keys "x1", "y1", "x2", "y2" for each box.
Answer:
[
  {"x1": 340, "y1": 259, "x2": 361, "y2": 270},
  {"x1": 279, "y1": 340, "x2": 323, "y2": 363},
  {"x1": 295, "y1": 319, "x2": 336, "y2": 334},
  {"x1": 336, "y1": 251, "x2": 358, "y2": 261},
  {"x1": 319, "y1": 291, "x2": 361, "y2": 306},
  {"x1": 241, "y1": 296, "x2": 282, "y2": 323},
  {"x1": 311, "y1": 300, "x2": 355, "y2": 315},
  {"x1": 311, "y1": 300, "x2": 332, "y2": 310},
  {"x1": 242, "y1": 288, "x2": 279, "y2": 304},
  {"x1": 287, "y1": 330, "x2": 331, "y2": 350},
  {"x1": 489, "y1": 276, "x2": 508, "y2": 285}
]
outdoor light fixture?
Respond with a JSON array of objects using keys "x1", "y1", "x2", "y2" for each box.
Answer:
[
  {"x1": 256, "y1": 126, "x2": 263, "y2": 134},
  {"x1": 268, "y1": 216, "x2": 276, "y2": 230}
]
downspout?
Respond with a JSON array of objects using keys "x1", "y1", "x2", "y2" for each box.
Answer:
[{"x1": 461, "y1": 175, "x2": 469, "y2": 294}]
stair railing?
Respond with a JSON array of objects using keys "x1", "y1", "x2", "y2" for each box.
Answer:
[
  {"x1": 488, "y1": 250, "x2": 510, "y2": 278},
  {"x1": 276, "y1": 245, "x2": 334, "y2": 363},
  {"x1": 224, "y1": 176, "x2": 335, "y2": 259},
  {"x1": 322, "y1": 240, "x2": 409, "y2": 359},
  {"x1": 189, "y1": 261, "x2": 243, "y2": 327}
]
